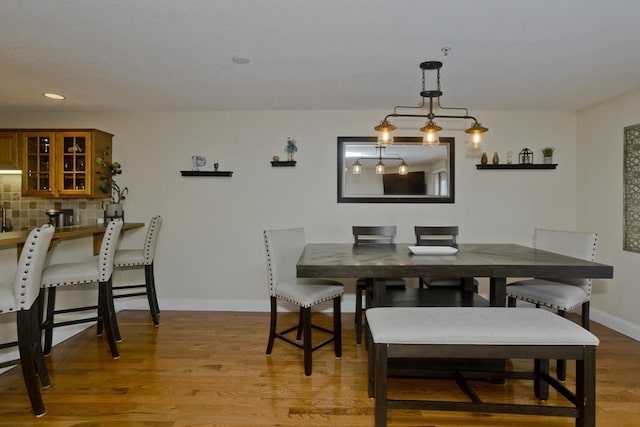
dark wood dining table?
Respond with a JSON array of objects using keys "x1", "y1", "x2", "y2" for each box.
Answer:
[{"x1": 297, "y1": 243, "x2": 614, "y2": 307}]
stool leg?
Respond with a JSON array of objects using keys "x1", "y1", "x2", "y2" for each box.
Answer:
[
  {"x1": 266, "y1": 297, "x2": 277, "y2": 355},
  {"x1": 17, "y1": 309, "x2": 46, "y2": 417},
  {"x1": 374, "y1": 343, "x2": 388, "y2": 427},
  {"x1": 333, "y1": 296, "x2": 342, "y2": 358},
  {"x1": 145, "y1": 264, "x2": 160, "y2": 325},
  {"x1": 42, "y1": 287, "x2": 56, "y2": 356},
  {"x1": 99, "y1": 280, "x2": 119, "y2": 359},
  {"x1": 302, "y1": 307, "x2": 312, "y2": 376}
]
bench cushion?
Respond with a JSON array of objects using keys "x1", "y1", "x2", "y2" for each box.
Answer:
[{"x1": 366, "y1": 307, "x2": 599, "y2": 346}]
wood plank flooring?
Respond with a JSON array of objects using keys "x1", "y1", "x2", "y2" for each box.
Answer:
[{"x1": 1, "y1": 310, "x2": 639, "y2": 426}]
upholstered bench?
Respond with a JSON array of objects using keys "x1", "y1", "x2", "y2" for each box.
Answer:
[{"x1": 366, "y1": 307, "x2": 599, "y2": 427}]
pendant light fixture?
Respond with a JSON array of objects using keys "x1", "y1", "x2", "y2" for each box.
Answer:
[
  {"x1": 351, "y1": 145, "x2": 408, "y2": 175},
  {"x1": 374, "y1": 59, "x2": 488, "y2": 147}
]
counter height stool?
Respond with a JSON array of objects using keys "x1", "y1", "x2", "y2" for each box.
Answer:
[
  {"x1": 0, "y1": 224, "x2": 54, "y2": 416},
  {"x1": 40, "y1": 219, "x2": 123, "y2": 359},
  {"x1": 102, "y1": 215, "x2": 162, "y2": 335},
  {"x1": 264, "y1": 227, "x2": 343, "y2": 376},
  {"x1": 507, "y1": 228, "x2": 598, "y2": 381},
  {"x1": 353, "y1": 226, "x2": 406, "y2": 345}
]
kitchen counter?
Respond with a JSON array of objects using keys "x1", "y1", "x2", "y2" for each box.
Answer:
[{"x1": 0, "y1": 222, "x2": 145, "y2": 257}]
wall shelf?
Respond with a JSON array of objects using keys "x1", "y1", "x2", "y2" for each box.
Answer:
[
  {"x1": 476, "y1": 164, "x2": 557, "y2": 170},
  {"x1": 271, "y1": 161, "x2": 296, "y2": 167},
  {"x1": 180, "y1": 170, "x2": 233, "y2": 177}
]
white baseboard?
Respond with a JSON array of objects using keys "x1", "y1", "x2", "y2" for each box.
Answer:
[{"x1": 590, "y1": 307, "x2": 640, "y2": 341}]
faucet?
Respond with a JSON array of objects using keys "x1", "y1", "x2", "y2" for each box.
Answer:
[{"x1": 0, "y1": 203, "x2": 11, "y2": 232}]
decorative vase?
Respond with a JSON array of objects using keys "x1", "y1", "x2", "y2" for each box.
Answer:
[
  {"x1": 492, "y1": 152, "x2": 500, "y2": 165},
  {"x1": 480, "y1": 152, "x2": 488, "y2": 165},
  {"x1": 543, "y1": 156, "x2": 552, "y2": 164},
  {"x1": 104, "y1": 203, "x2": 123, "y2": 219}
]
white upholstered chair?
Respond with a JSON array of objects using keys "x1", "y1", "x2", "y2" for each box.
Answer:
[
  {"x1": 107, "y1": 215, "x2": 162, "y2": 331},
  {"x1": 353, "y1": 226, "x2": 406, "y2": 345},
  {"x1": 506, "y1": 228, "x2": 598, "y2": 380},
  {"x1": 40, "y1": 219, "x2": 123, "y2": 359},
  {"x1": 0, "y1": 224, "x2": 54, "y2": 416},
  {"x1": 263, "y1": 227, "x2": 343, "y2": 376}
]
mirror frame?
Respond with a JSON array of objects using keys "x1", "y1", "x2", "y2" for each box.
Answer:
[{"x1": 337, "y1": 136, "x2": 455, "y2": 203}]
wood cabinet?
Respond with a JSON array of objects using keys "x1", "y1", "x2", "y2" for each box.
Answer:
[
  {"x1": 10, "y1": 129, "x2": 113, "y2": 198},
  {"x1": 0, "y1": 131, "x2": 21, "y2": 170}
]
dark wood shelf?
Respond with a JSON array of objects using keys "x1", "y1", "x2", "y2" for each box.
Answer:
[
  {"x1": 180, "y1": 170, "x2": 233, "y2": 177},
  {"x1": 476, "y1": 164, "x2": 557, "y2": 170},
  {"x1": 270, "y1": 161, "x2": 296, "y2": 167}
]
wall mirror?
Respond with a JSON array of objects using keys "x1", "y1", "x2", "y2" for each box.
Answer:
[{"x1": 337, "y1": 136, "x2": 454, "y2": 203}]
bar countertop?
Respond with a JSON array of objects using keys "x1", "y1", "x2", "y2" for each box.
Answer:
[{"x1": 0, "y1": 222, "x2": 145, "y2": 254}]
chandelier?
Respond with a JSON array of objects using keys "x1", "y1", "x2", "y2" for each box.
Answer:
[
  {"x1": 351, "y1": 145, "x2": 408, "y2": 175},
  {"x1": 374, "y1": 60, "x2": 488, "y2": 147}
]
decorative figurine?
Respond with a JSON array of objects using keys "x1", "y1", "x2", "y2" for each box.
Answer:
[{"x1": 286, "y1": 137, "x2": 297, "y2": 161}]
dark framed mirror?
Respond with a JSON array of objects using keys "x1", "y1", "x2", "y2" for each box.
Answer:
[{"x1": 337, "y1": 136, "x2": 455, "y2": 203}]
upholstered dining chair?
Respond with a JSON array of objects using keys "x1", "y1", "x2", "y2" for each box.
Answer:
[
  {"x1": 263, "y1": 227, "x2": 343, "y2": 376},
  {"x1": 0, "y1": 224, "x2": 54, "y2": 416},
  {"x1": 353, "y1": 226, "x2": 406, "y2": 345},
  {"x1": 40, "y1": 219, "x2": 123, "y2": 359},
  {"x1": 414, "y1": 226, "x2": 478, "y2": 292},
  {"x1": 506, "y1": 228, "x2": 598, "y2": 381},
  {"x1": 102, "y1": 215, "x2": 162, "y2": 335}
]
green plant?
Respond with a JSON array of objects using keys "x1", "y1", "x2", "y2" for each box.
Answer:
[
  {"x1": 541, "y1": 147, "x2": 556, "y2": 157},
  {"x1": 96, "y1": 151, "x2": 129, "y2": 204}
]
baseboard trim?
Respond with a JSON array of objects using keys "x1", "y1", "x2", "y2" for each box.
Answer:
[{"x1": 591, "y1": 307, "x2": 640, "y2": 341}]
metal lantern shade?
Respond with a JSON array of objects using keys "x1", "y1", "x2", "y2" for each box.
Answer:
[{"x1": 519, "y1": 148, "x2": 533, "y2": 165}]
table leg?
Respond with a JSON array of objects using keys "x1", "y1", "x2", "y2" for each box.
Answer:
[
  {"x1": 490, "y1": 277, "x2": 506, "y2": 307},
  {"x1": 372, "y1": 278, "x2": 386, "y2": 307}
]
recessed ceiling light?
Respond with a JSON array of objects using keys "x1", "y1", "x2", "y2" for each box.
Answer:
[
  {"x1": 43, "y1": 93, "x2": 65, "y2": 100},
  {"x1": 232, "y1": 56, "x2": 250, "y2": 65}
]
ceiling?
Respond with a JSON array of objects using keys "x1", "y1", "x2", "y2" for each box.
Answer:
[{"x1": 1, "y1": 0, "x2": 639, "y2": 113}]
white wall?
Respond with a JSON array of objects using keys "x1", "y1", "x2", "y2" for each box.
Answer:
[
  {"x1": 0, "y1": 109, "x2": 579, "y2": 313},
  {"x1": 577, "y1": 89, "x2": 640, "y2": 337}
]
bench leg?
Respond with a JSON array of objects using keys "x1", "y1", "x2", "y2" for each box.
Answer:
[
  {"x1": 577, "y1": 346, "x2": 596, "y2": 427},
  {"x1": 374, "y1": 343, "x2": 388, "y2": 427},
  {"x1": 534, "y1": 358, "x2": 550, "y2": 401}
]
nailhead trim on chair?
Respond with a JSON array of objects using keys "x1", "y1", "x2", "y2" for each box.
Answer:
[{"x1": 114, "y1": 215, "x2": 162, "y2": 266}]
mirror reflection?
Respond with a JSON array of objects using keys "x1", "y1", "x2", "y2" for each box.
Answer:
[{"x1": 337, "y1": 136, "x2": 454, "y2": 203}]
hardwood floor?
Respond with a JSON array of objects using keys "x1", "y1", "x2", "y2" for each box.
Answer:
[{"x1": 1, "y1": 310, "x2": 639, "y2": 426}]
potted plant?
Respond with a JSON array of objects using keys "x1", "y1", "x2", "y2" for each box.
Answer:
[
  {"x1": 541, "y1": 147, "x2": 555, "y2": 164},
  {"x1": 96, "y1": 151, "x2": 128, "y2": 219}
]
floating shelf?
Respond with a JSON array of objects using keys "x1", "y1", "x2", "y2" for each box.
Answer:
[
  {"x1": 476, "y1": 164, "x2": 557, "y2": 170},
  {"x1": 271, "y1": 161, "x2": 296, "y2": 167},
  {"x1": 180, "y1": 170, "x2": 233, "y2": 177}
]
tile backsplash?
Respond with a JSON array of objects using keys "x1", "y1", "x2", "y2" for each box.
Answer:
[{"x1": 0, "y1": 175, "x2": 106, "y2": 230}]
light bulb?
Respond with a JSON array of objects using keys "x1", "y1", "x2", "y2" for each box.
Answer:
[
  {"x1": 375, "y1": 161, "x2": 385, "y2": 174},
  {"x1": 398, "y1": 161, "x2": 408, "y2": 175},
  {"x1": 468, "y1": 131, "x2": 484, "y2": 147},
  {"x1": 422, "y1": 129, "x2": 439, "y2": 146},
  {"x1": 352, "y1": 161, "x2": 362, "y2": 175},
  {"x1": 377, "y1": 129, "x2": 394, "y2": 146}
]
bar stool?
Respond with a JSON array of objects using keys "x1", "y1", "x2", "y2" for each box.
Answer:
[
  {"x1": 0, "y1": 224, "x2": 54, "y2": 416},
  {"x1": 40, "y1": 219, "x2": 123, "y2": 359},
  {"x1": 100, "y1": 215, "x2": 162, "y2": 335}
]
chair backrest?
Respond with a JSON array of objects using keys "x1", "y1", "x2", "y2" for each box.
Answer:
[
  {"x1": 414, "y1": 226, "x2": 459, "y2": 247},
  {"x1": 352, "y1": 226, "x2": 397, "y2": 245},
  {"x1": 534, "y1": 228, "x2": 598, "y2": 293},
  {"x1": 142, "y1": 215, "x2": 162, "y2": 264},
  {"x1": 98, "y1": 219, "x2": 124, "y2": 282},
  {"x1": 263, "y1": 227, "x2": 305, "y2": 297},
  {"x1": 14, "y1": 224, "x2": 55, "y2": 310}
]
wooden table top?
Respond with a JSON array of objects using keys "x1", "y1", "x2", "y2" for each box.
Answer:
[{"x1": 296, "y1": 243, "x2": 614, "y2": 279}]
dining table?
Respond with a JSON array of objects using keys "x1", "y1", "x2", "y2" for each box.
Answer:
[{"x1": 296, "y1": 243, "x2": 614, "y2": 308}]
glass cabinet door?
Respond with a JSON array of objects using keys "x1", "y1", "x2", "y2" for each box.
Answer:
[
  {"x1": 23, "y1": 132, "x2": 54, "y2": 196},
  {"x1": 60, "y1": 134, "x2": 89, "y2": 193}
]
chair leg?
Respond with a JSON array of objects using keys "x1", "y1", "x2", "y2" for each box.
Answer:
[
  {"x1": 265, "y1": 297, "x2": 277, "y2": 355},
  {"x1": 96, "y1": 287, "x2": 104, "y2": 337},
  {"x1": 17, "y1": 309, "x2": 46, "y2": 417},
  {"x1": 42, "y1": 287, "x2": 56, "y2": 356},
  {"x1": 145, "y1": 264, "x2": 160, "y2": 324},
  {"x1": 296, "y1": 309, "x2": 304, "y2": 341},
  {"x1": 99, "y1": 280, "x2": 120, "y2": 359},
  {"x1": 507, "y1": 296, "x2": 516, "y2": 307},
  {"x1": 29, "y1": 306, "x2": 49, "y2": 388},
  {"x1": 582, "y1": 301, "x2": 590, "y2": 330},
  {"x1": 333, "y1": 296, "x2": 342, "y2": 358},
  {"x1": 355, "y1": 284, "x2": 363, "y2": 345},
  {"x1": 302, "y1": 307, "x2": 312, "y2": 376},
  {"x1": 556, "y1": 309, "x2": 567, "y2": 381}
]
